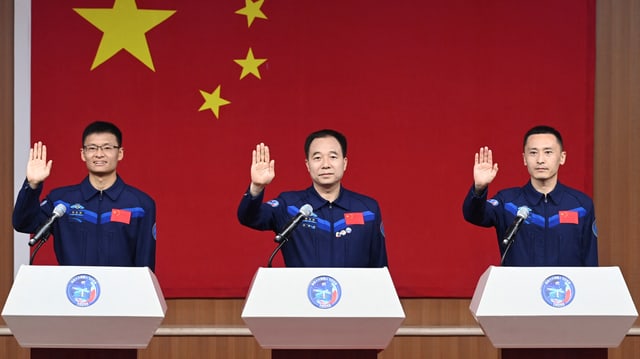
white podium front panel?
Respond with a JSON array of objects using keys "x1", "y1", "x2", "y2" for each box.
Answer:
[
  {"x1": 470, "y1": 266, "x2": 637, "y2": 348},
  {"x1": 2, "y1": 265, "x2": 167, "y2": 349},
  {"x1": 242, "y1": 267, "x2": 405, "y2": 349}
]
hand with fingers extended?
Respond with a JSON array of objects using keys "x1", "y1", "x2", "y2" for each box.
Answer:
[
  {"x1": 473, "y1": 146, "x2": 498, "y2": 194},
  {"x1": 249, "y1": 143, "x2": 275, "y2": 196},
  {"x1": 26, "y1": 141, "x2": 53, "y2": 189}
]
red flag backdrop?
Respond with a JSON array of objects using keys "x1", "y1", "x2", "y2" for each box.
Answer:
[{"x1": 29, "y1": 0, "x2": 594, "y2": 298}]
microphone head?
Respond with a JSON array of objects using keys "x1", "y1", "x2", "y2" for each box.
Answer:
[
  {"x1": 516, "y1": 206, "x2": 530, "y2": 219},
  {"x1": 53, "y1": 203, "x2": 67, "y2": 217},
  {"x1": 299, "y1": 204, "x2": 313, "y2": 216}
]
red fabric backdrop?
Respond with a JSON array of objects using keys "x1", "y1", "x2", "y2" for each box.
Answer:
[{"x1": 29, "y1": 0, "x2": 595, "y2": 298}]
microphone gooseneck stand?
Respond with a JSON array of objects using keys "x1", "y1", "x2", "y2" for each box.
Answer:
[
  {"x1": 29, "y1": 232, "x2": 52, "y2": 265},
  {"x1": 500, "y1": 237, "x2": 514, "y2": 266},
  {"x1": 267, "y1": 205, "x2": 313, "y2": 267},
  {"x1": 267, "y1": 238, "x2": 288, "y2": 267}
]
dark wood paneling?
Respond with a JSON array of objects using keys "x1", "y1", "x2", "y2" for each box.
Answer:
[
  {"x1": 595, "y1": 0, "x2": 640, "y2": 307},
  {"x1": 139, "y1": 337, "x2": 269, "y2": 359},
  {"x1": 0, "y1": 337, "x2": 30, "y2": 359},
  {"x1": 1, "y1": 0, "x2": 15, "y2": 326},
  {"x1": 381, "y1": 337, "x2": 498, "y2": 359}
]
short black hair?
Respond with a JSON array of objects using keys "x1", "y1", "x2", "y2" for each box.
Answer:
[
  {"x1": 523, "y1": 125, "x2": 563, "y2": 150},
  {"x1": 82, "y1": 121, "x2": 122, "y2": 146},
  {"x1": 304, "y1": 129, "x2": 347, "y2": 158}
]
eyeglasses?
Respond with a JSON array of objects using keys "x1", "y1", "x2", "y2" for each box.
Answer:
[{"x1": 82, "y1": 144, "x2": 120, "y2": 154}]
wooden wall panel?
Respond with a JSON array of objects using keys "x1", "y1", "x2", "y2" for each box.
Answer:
[
  {"x1": 140, "y1": 337, "x2": 269, "y2": 359},
  {"x1": 0, "y1": 0, "x2": 15, "y2": 326},
  {"x1": 610, "y1": 337, "x2": 640, "y2": 359},
  {"x1": 0, "y1": 337, "x2": 30, "y2": 359},
  {"x1": 380, "y1": 337, "x2": 498, "y2": 359},
  {"x1": 0, "y1": 3, "x2": 21, "y2": 359},
  {"x1": 400, "y1": 298, "x2": 478, "y2": 325},
  {"x1": 595, "y1": 0, "x2": 640, "y2": 308},
  {"x1": 163, "y1": 299, "x2": 247, "y2": 325}
]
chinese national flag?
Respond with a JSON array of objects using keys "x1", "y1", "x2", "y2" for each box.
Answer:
[
  {"x1": 344, "y1": 212, "x2": 365, "y2": 225},
  {"x1": 30, "y1": 0, "x2": 594, "y2": 298},
  {"x1": 559, "y1": 211, "x2": 580, "y2": 224},
  {"x1": 111, "y1": 209, "x2": 132, "y2": 224}
]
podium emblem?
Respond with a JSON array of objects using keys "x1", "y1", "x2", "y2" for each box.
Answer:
[
  {"x1": 66, "y1": 274, "x2": 101, "y2": 307},
  {"x1": 541, "y1": 274, "x2": 575, "y2": 308},
  {"x1": 307, "y1": 275, "x2": 341, "y2": 309}
]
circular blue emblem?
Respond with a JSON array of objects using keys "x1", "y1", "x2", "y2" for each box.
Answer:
[
  {"x1": 541, "y1": 274, "x2": 575, "y2": 308},
  {"x1": 66, "y1": 274, "x2": 101, "y2": 307},
  {"x1": 307, "y1": 275, "x2": 341, "y2": 309}
]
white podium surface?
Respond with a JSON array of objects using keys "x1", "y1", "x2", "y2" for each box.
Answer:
[
  {"x1": 2, "y1": 265, "x2": 167, "y2": 349},
  {"x1": 470, "y1": 266, "x2": 638, "y2": 348},
  {"x1": 242, "y1": 267, "x2": 405, "y2": 349}
]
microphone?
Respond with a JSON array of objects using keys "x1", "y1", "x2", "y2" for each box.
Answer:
[
  {"x1": 274, "y1": 204, "x2": 313, "y2": 243},
  {"x1": 29, "y1": 203, "x2": 67, "y2": 247},
  {"x1": 502, "y1": 206, "x2": 530, "y2": 246}
]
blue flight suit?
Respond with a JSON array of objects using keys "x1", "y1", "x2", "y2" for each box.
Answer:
[
  {"x1": 13, "y1": 176, "x2": 157, "y2": 271},
  {"x1": 462, "y1": 181, "x2": 598, "y2": 266},
  {"x1": 238, "y1": 186, "x2": 388, "y2": 267}
]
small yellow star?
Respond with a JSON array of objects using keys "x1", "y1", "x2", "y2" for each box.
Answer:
[
  {"x1": 199, "y1": 86, "x2": 231, "y2": 119},
  {"x1": 74, "y1": 0, "x2": 175, "y2": 71},
  {"x1": 235, "y1": 0, "x2": 267, "y2": 27},
  {"x1": 234, "y1": 48, "x2": 267, "y2": 79}
]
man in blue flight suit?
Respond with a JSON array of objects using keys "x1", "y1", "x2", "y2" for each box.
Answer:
[
  {"x1": 13, "y1": 121, "x2": 157, "y2": 270},
  {"x1": 462, "y1": 125, "x2": 598, "y2": 266},
  {"x1": 237, "y1": 129, "x2": 388, "y2": 267}
]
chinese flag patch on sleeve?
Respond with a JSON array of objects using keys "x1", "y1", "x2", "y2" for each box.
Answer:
[
  {"x1": 559, "y1": 210, "x2": 579, "y2": 224},
  {"x1": 111, "y1": 209, "x2": 132, "y2": 224},
  {"x1": 344, "y1": 212, "x2": 365, "y2": 225}
]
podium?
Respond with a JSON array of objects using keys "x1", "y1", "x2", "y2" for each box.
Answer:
[
  {"x1": 242, "y1": 267, "x2": 405, "y2": 359},
  {"x1": 470, "y1": 266, "x2": 638, "y2": 359},
  {"x1": 2, "y1": 265, "x2": 167, "y2": 358}
]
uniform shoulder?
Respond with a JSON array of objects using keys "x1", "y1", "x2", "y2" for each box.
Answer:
[
  {"x1": 122, "y1": 184, "x2": 156, "y2": 206},
  {"x1": 278, "y1": 189, "x2": 308, "y2": 198},
  {"x1": 341, "y1": 188, "x2": 380, "y2": 206},
  {"x1": 48, "y1": 183, "x2": 83, "y2": 197},
  {"x1": 495, "y1": 186, "x2": 524, "y2": 194},
  {"x1": 492, "y1": 186, "x2": 525, "y2": 199},
  {"x1": 274, "y1": 189, "x2": 313, "y2": 207},
  {"x1": 559, "y1": 184, "x2": 593, "y2": 203}
]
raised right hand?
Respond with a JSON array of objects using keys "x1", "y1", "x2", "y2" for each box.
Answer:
[
  {"x1": 26, "y1": 141, "x2": 53, "y2": 188},
  {"x1": 473, "y1": 146, "x2": 498, "y2": 193},
  {"x1": 249, "y1": 143, "x2": 275, "y2": 196}
]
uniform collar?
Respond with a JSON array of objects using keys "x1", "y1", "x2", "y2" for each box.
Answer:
[
  {"x1": 80, "y1": 175, "x2": 125, "y2": 201},
  {"x1": 305, "y1": 185, "x2": 349, "y2": 210},
  {"x1": 524, "y1": 180, "x2": 565, "y2": 205}
]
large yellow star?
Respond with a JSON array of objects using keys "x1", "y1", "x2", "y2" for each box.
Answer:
[
  {"x1": 235, "y1": 0, "x2": 268, "y2": 28},
  {"x1": 234, "y1": 48, "x2": 267, "y2": 79},
  {"x1": 74, "y1": 0, "x2": 175, "y2": 71},
  {"x1": 199, "y1": 86, "x2": 231, "y2": 119}
]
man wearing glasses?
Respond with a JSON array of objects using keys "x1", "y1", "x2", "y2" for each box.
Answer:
[{"x1": 13, "y1": 121, "x2": 157, "y2": 271}]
